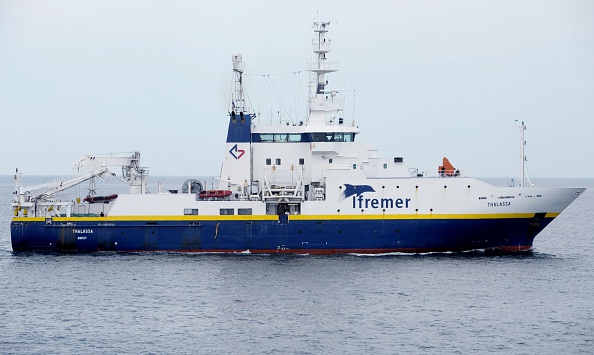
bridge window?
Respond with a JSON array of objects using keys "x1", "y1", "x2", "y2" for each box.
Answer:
[
  {"x1": 276, "y1": 158, "x2": 281, "y2": 165},
  {"x1": 308, "y1": 133, "x2": 355, "y2": 142},
  {"x1": 256, "y1": 132, "x2": 355, "y2": 143},
  {"x1": 255, "y1": 133, "x2": 305, "y2": 142},
  {"x1": 299, "y1": 158, "x2": 305, "y2": 165},
  {"x1": 266, "y1": 158, "x2": 271, "y2": 165},
  {"x1": 274, "y1": 134, "x2": 288, "y2": 142},
  {"x1": 287, "y1": 134, "x2": 302, "y2": 142},
  {"x1": 310, "y1": 133, "x2": 325, "y2": 142},
  {"x1": 260, "y1": 134, "x2": 274, "y2": 142}
]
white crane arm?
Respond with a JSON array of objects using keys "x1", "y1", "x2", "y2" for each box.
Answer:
[{"x1": 34, "y1": 166, "x2": 109, "y2": 200}]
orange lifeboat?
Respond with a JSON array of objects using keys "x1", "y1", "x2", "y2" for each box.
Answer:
[
  {"x1": 438, "y1": 157, "x2": 459, "y2": 177},
  {"x1": 199, "y1": 190, "x2": 232, "y2": 200}
]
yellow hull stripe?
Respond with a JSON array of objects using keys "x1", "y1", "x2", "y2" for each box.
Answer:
[
  {"x1": 293, "y1": 212, "x2": 560, "y2": 220},
  {"x1": 12, "y1": 212, "x2": 560, "y2": 223}
]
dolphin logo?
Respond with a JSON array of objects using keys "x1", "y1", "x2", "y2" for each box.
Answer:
[
  {"x1": 229, "y1": 144, "x2": 245, "y2": 159},
  {"x1": 343, "y1": 184, "x2": 375, "y2": 198}
]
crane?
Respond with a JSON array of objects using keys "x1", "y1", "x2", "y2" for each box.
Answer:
[{"x1": 12, "y1": 151, "x2": 148, "y2": 217}]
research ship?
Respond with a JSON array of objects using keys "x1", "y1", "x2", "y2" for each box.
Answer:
[{"x1": 10, "y1": 21, "x2": 585, "y2": 253}]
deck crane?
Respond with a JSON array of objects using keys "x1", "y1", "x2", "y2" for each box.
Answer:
[{"x1": 12, "y1": 151, "x2": 148, "y2": 217}]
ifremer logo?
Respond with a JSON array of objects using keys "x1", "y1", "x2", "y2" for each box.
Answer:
[
  {"x1": 344, "y1": 184, "x2": 411, "y2": 209},
  {"x1": 229, "y1": 144, "x2": 245, "y2": 159},
  {"x1": 343, "y1": 184, "x2": 375, "y2": 197}
]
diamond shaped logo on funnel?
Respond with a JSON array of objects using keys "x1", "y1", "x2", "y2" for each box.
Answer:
[{"x1": 229, "y1": 144, "x2": 245, "y2": 159}]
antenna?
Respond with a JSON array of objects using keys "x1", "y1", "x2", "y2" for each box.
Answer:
[
  {"x1": 231, "y1": 51, "x2": 246, "y2": 113},
  {"x1": 516, "y1": 120, "x2": 533, "y2": 187},
  {"x1": 306, "y1": 21, "x2": 342, "y2": 125},
  {"x1": 352, "y1": 89, "x2": 356, "y2": 126}
]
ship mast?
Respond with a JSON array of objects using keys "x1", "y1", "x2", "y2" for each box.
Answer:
[
  {"x1": 231, "y1": 51, "x2": 247, "y2": 114},
  {"x1": 229, "y1": 51, "x2": 254, "y2": 189},
  {"x1": 306, "y1": 21, "x2": 340, "y2": 125},
  {"x1": 516, "y1": 120, "x2": 532, "y2": 187}
]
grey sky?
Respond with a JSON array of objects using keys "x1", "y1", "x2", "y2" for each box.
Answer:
[{"x1": 1, "y1": 0, "x2": 593, "y2": 179}]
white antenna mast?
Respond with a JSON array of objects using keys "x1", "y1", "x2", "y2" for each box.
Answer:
[
  {"x1": 516, "y1": 120, "x2": 532, "y2": 187},
  {"x1": 306, "y1": 21, "x2": 340, "y2": 125},
  {"x1": 231, "y1": 51, "x2": 246, "y2": 114},
  {"x1": 352, "y1": 89, "x2": 356, "y2": 126}
]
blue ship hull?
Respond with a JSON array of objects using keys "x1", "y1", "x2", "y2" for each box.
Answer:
[{"x1": 11, "y1": 214, "x2": 553, "y2": 253}]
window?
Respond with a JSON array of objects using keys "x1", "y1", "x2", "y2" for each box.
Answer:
[
  {"x1": 308, "y1": 132, "x2": 356, "y2": 142},
  {"x1": 310, "y1": 133, "x2": 325, "y2": 142},
  {"x1": 287, "y1": 134, "x2": 302, "y2": 142},
  {"x1": 266, "y1": 158, "x2": 271, "y2": 165},
  {"x1": 383, "y1": 164, "x2": 388, "y2": 169},
  {"x1": 299, "y1": 158, "x2": 305, "y2": 165},
  {"x1": 329, "y1": 158, "x2": 333, "y2": 164},
  {"x1": 238, "y1": 208, "x2": 252, "y2": 215},
  {"x1": 184, "y1": 208, "x2": 199, "y2": 215},
  {"x1": 260, "y1": 134, "x2": 274, "y2": 142},
  {"x1": 257, "y1": 133, "x2": 304, "y2": 142},
  {"x1": 274, "y1": 134, "x2": 288, "y2": 142},
  {"x1": 220, "y1": 208, "x2": 234, "y2": 215},
  {"x1": 276, "y1": 158, "x2": 281, "y2": 165},
  {"x1": 353, "y1": 164, "x2": 357, "y2": 169}
]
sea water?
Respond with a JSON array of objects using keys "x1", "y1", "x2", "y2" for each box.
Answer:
[{"x1": 1, "y1": 176, "x2": 593, "y2": 354}]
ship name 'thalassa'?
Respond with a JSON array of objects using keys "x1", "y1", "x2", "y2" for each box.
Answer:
[
  {"x1": 487, "y1": 201, "x2": 511, "y2": 207},
  {"x1": 73, "y1": 229, "x2": 93, "y2": 234}
]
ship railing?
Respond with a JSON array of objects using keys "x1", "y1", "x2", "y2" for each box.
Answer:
[
  {"x1": 262, "y1": 166, "x2": 304, "y2": 201},
  {"x1": 12, "y1": 199, "x2": 73, "y2": 218},
  {"x1": 308, "y1": 98, "x2": 345, "y2": 112},
  {"x1": 325, "y1": 99, "x2": 345, "y2": 112},
  {"x1": 328, "y1": 163, "x2": 357, "y2": 171},
  {"x1": 409, "y1": 169, "x2": 471, "y2": 178},
  {"x1": 306, "y1": 61, "x2": 339, "y2": 72},
  {"x1": 262, "y1": 165, "x2": 304, "y2": 184},
  {"x1": 262, "y1": 179, "x2": 304, "y2": 200},
  {"x1": 72, "y1": 200, "x2": 115, "y2": 217},
  {"x1": 263, "y1": 185, "x2": 303, "y2": 200},
  {"x1": 312, "y1": 42, "x2": 331, "y2": 53}
]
